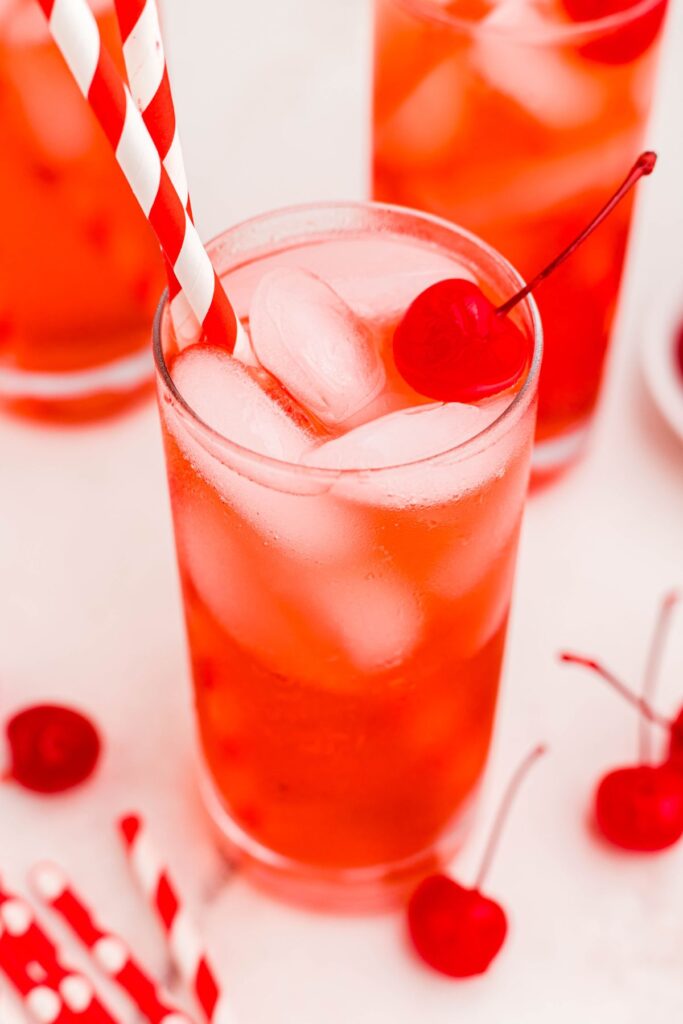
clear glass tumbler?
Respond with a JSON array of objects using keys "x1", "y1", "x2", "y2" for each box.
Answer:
[
  {"x1": 154, "y1": 202, "x2": 542, "y2": 908},
  {"x1": 373, "y1": 0, "x2": 666, "y2": 476},
  {"x1": 0, "y1": 0, "x2": 165, "y2": 420}
]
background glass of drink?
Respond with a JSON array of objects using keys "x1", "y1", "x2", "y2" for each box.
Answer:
[
  {"x1": 373, "y1": 0, "x2": 667, "y2": 476},
  {"x1": 155, "y1": 202, "x2": 542, "y2": 908},
  {"x1": 0, "y1": 0, "x2": 164, "y2": 420}
]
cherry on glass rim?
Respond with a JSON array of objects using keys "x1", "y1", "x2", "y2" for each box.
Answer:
[
  {"x1": 407, "y1": 745, "x2": 545, "y2": 978},
  {"x1": 393, "y1": 152, "x2": 656, "y2": 403},
  {"x1": 562, "y1": 0, "x2": 667, "y2": 65},
  {"x1": 5, "y1": 704, "x2": 101, "y2": 794}
]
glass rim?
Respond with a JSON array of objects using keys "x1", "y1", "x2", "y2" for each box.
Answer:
[
  {"x1": 153, "y1": 199, "x2": 543, "y2": 481},
  {"x1": 384, "y1": 0, "x2": 665, "y2": 43}
]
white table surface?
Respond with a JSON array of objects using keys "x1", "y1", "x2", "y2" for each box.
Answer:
[{"x1": 2, "y1": 1, "x2": 683, "y2": 1021}]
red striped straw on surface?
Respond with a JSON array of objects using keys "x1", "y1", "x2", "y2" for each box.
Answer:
[
  {"x1": 0, "y1": 886, "x2": 119, "y2": 1024},
  {"x1": 118, "y1": 816, "x2": 229, "y2": 1024},
  {"x1": 31, "y1": 862, "x2": 195, "y2": 1024},
  {"x1": 0, "y1": 936, "x2": 70, "y2": 1024},
  {"x1": 34, "y1": 0, "x2": 238, "y2": 353}
]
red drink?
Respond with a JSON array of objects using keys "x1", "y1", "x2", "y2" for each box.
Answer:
[
  {"x1": 0, "y1": 0, "x2": 164, "y2": 420},
  {"x1": 155, "y1": 204, "x2": 541, "y2": 907},
  {"x1": 373, "y1": 0, "x2": 666, "y2": 473}
]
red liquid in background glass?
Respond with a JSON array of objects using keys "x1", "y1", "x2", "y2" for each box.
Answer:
[
  {"x1": 373, "y1": 0, "x2": 667, "y2": 466},
  {"x1": 0, "y1": 0, "x2": 164, "y2": 420}
]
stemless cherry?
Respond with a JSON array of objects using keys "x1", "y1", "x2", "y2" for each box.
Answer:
[
  {"x1": 562, "y1": 0, "x2": 667, "y2": 65},
  {"x1": 393, "y1": 152, "x2": 656, "y2": 403},
  {"x1": 407, "y1": 745, "x2": 545, "y2": 978},
  {"x1": 560, "y1": 590, "x2": 683, "y2": 851},
  {"x1": 5, "y1": 704, "x2": 101, "y2": 794}
]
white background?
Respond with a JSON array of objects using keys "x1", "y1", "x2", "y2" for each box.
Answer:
[{"x1": 2, "y1": 0, "x2": 683, "y2": 1021}]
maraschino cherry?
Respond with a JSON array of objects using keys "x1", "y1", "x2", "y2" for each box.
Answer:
[
  {"x1": 561, "y1": 591, "x2": 683, "y2": 851},
  {"x1": 561, "y1": 0, "x2": 667, "y2": 65},
  {"x1": 407, "y1": 745, "x2": 546, "y2": 978},
  {"x1": 4, "y1": 704, "x2": 101, "y2": 794},
  {"x1": 393, "y1": 152, "x2": 656, "y2": 403}
]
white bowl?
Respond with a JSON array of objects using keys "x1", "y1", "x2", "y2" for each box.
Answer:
[{"x1": 641, "y1": 277, "x2": 683, "y2": 443}]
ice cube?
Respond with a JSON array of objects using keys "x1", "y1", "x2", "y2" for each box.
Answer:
[
  {"x1": 475, "y1": 4, "x2": 603, "y2": 128},
  {"x1": 8, "y1": 53, "x2": 96, "y2": 162},
  {"x1": 374, "y1": 56, "x2": 467, "y2": 170},
  {"x1": 331, "y1": 264, "x2": 476, "y2": 323},
  {"x1": 175, "y1": 494, "x2": 336, "y2": 684},
  {"x1": 167, "y1": 345, "x2": 367, "y2": 564},
  {"x1": 249, "y1": 269, "x2": 386, "y2": 427},
  {"x1": 303, "y1": 396, "x2": 512, "y2": 507},
  {"x1": 172, "y1": 345, "x2": 313, "y2": 461},
  {"x1": 313, "y1": 571, "x2": 423, "y2": 674}
]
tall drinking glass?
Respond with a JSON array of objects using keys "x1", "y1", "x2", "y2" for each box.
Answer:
[
  {"x1": 0, "y1": 0, "x2": 165, "y2": 420},
  {"x1": 373, "y1": 0, "x2": 666, "y2": 475},
  {"x1": 155, "y1": 202, "x2": 542, "y2": 908}
]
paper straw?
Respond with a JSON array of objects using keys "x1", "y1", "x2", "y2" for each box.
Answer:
[
  {"x1": 118, "y1": 816, "x2": 229, "y2": 1024},
  {"x1": 114, "y1": 0, "x2": 189, "y2": 208},
  {"x1": 31, "y1": 862, "x2": 195, "y2": 1024},
  {"x1": 0, "y1": 884, "x2": 119, "y2": 1023},
  {"x1": 34, "y1": 0, "x2": 238, "y2": 353},
  {"x1": 0, "y1": 934, "x2": 70, "y2": 1024},
  {"x1": 112, "y1": 0, "x2": 254, "y2": 361}
]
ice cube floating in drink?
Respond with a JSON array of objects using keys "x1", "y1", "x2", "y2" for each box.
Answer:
[{"x1": 155, "y1": 203, "x2": 542, "y2": 908}]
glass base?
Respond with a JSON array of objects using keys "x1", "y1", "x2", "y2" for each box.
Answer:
[
  {"x1": 532, "y1": 421, "x2": 590, "y2": 481},
  {"x1": 200, "y1": 767, "x2": 477, "y2": 913},
  {"x1": 0, "y1": 346, "x2": 154, "y2": 421}
]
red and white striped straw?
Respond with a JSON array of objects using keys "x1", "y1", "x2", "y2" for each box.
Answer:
[
  {"x1": 31, "y1": 862, "x2": 195, "y2": 1024},
  {"x1": 0, "y1": 933, "x2": 71, "y2": 1024},
  {"x1": 118, "y1": 816, "x2": 230, "y2": 1024},
  {"x1": 113, "y1": 0, "x2": 188, "y2": 326},
  {"x1": 114, "y1": 0, "x2": 189, "y2": 210},
  {"x1": 34, "y1": 0, "x2": 238, "y2": 353},
  {"x1": 0, "y1": 885, "x2": 119, "y2": 1024},
  {"x1": 111, "y1": 0, "x2": 254, "y2": 361}
]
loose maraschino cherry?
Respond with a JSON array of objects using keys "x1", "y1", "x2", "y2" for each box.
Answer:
[
  {"x1": 562, "y1": 0, "x2": 667, "y2": 65},
  {"x1": 393, "y1": 152, "x2": 656, "y2": 403},
  {"x1": 407, "y1": 745, "x2": 546, "y2": 978},
  {"x1": 4, "y1": 704, "x2": 101, "y2": 794},
  {"x1": 561, "y1": 591, "x2": 683, "y2": 851}
]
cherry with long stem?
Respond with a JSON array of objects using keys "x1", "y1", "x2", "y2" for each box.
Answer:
[
  {"x1": 497, "y1": 152, "x2": 656, "y2": 317},
  {"x1": 407, "y1": 745, "x2": 546, "y2": 978},
  {"x1": 393, "y1": 152, "x2": 657, "y2": 404},
  {"x1": 561, "y1": 602, "x2": 683, "y2": 853},
  {"x1": 474, "y1": 744, "x2": 546, "y2": 889},
  {"x1": 640, "y1": 591, "x2": 679, "y2": 762}
]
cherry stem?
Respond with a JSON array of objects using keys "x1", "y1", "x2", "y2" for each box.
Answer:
[
  {"x1": 640, "y1": 591, "x2": 679, "y2": 763},
  {"x1": 560, "y1": 652, "x2": 670, "y2": 729},
  {"x1": 497, "y1": 151, "x2": 657, "y2": 318},
  {"x1": 474, "y1": 744, "x2": 546, "y2": 891}
]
